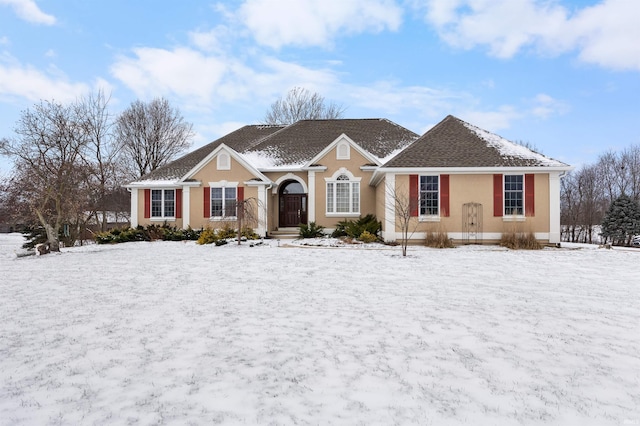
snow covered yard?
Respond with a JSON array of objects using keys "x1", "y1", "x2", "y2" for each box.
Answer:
[{"x1": 0, "y1": 234, "x2": 638, "y2": 425}]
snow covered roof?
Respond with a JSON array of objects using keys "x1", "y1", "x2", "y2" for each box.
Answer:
[
  {"x1": 245, "y1": 119, "x2": 419, "y2": 167},
  {"x1": 383, "y1": 115, "x2": 569, "y2": 169},
  {"x1": 134, "y1": 125, "x2": 285, "y2": 182},
  {"x1": 132, "y1": 119, "x2": 419, "y2": 183}
]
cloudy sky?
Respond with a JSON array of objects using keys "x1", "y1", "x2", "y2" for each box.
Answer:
[{"x1": 1, "y1": 0, "x2": 639, "y2": 173}]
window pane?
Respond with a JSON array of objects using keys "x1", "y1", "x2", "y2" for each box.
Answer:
[
  {"x1": 151, "y1": 189, "x2": 162, "y2": 217},
  {"x1": 504, "y1": 175, "x2": 523, "y2": 215},
  {"x1": 327, "y1": 183, "x2": 334, "y2": 213},
  {"x1": 352, "y1": 182, "x2": 360, "y2": 213},
  {"x1": 336, "y1": 182, "x2": 350, "y2": 212},
  {"x1": 419, "y1": 176, "x2": 438, "y2": 215},
  {"x1": 164, "y1": 190, "x2": 175, "y2": 217},
  {"x1": 224, "y1": 187, "x2": 237, "y2": 217},
  {"x1": 282, "y1": 182, "x2": 304, "y2": 194},
  {"x1": 211, "y1": 188, "x2": 223, "y2": 217}
]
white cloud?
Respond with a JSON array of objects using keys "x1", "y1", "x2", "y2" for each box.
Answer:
[
  {"x1": 530, "y1": 93, "x2": 569, "y2": 119},
  {"x1": 570, "y1": 0, "x2": 640, "y2": 71},
  {"x1": 0, "y1": 58, "x2": 88, "y2": 103},
  {"x1": 458, "y1": 106, "x2": 521, "y2": 132},
  {"x1": 188, "y1": 26, "x2": 232, "y2": 53},
  {"x1": 0, "y1": 0, "x2": 56, "y2": 25},
  {"x1": 110, "y1": 45, "x2": 342, "y2": 114},
  {"x1": 238, "y1": 0, "x2": 403, "y2": 48},
  {"x1": 110, "y1": 47, "x2": 229, "y2": 105},
  {"x1": 421, "y1": 0, "x2": 640, "y2": 71},
  {"x1": 345, "y1": 80, "x2": 470, "y2": 118}
]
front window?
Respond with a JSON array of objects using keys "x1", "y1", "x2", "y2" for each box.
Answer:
[
  {"x1": 419, "y1": 176, "x2": 439, "y2": 216},
  {"x1": 151, "y1": 189, "x2": 175, "y2": 218},
  {"x1": 504, "y1": 175, "x2": 523, "y2": 215},
  {"x1": 327, "y1": 174, "x2": 360, "y2": 214},
  {"x1": 211, "y1": 187, "x2": 237, "y2": 218}
]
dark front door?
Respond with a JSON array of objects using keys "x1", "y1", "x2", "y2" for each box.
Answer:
[{"x1": 280, "y1": 194, "x2": 307, "y2": 227}]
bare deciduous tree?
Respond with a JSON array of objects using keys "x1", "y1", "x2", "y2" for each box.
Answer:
[
  {"x1": 385, "y1": 180, "x2": 419, "y2": 257},
  {"x1": 561, "y1": 144, "x2": 640, "y2": 243},
  {"x1": 115, "y1": 97, "x2": 194, "y2": 178},
  {"x1": 263, "y1": 87, "x2": 345, "y2": 125},
  {"x1": 76, "y1": 90, "x2": 125, "y2": 232},
  {"x1": 0, "y1": 100, "x2": 89, "y2": 251}
]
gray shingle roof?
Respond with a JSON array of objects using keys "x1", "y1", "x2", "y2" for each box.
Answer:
[
  {"x1": 137, "y1": 119, "x2": 418, "y2": 181},
  {"x1": 246, "y1": 119, "x2": 419, "y2": 166},
  {"x1": 383, "y1": 115, "x2": 569, "y2": 168},
  {"x1": 138, "y1": 125, "x2": 285, "y2": 181}
]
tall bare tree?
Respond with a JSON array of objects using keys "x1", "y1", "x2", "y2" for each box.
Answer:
[
  {"x1": 115, "y1": 97, "x2": 194, "y2": 178},
  {"x1": 76, "y1": 90, "x2": 128, "y2": 232},
  {"x1": 263, "y1": 87, "x2": 345, "y2": 125},
  {"x1": 0, "y1": 100, "x2": 89, "y2": 251}
]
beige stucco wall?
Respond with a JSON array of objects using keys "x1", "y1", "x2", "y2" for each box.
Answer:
[
  {"x1": 311, "y1": 145, "x2": 377, "y2": 229},
  {"x1": 135, "y1": 153, "x2": 261, "y2": 231},
  {"x1": 393, "y1": 173, "x2": 551, "y2": 240}
]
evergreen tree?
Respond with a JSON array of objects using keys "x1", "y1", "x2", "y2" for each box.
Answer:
[{"x1": 601, "y1": 194, "x2": 640, "y2": 245}]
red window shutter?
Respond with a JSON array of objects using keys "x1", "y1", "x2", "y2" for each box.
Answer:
[
  {"x1": 175, "y1": 189, "x2": 182, "y2": 219},
  {"x1": 203, "y1": 187, "x2": 210, "y2": 218},
  {"x1": 144, "y1": 189, "x2": 150, "y2": 218},
  {"x1": 237, "y1": 186, "x2": 244, "y2": 202},
  {"x1": 440, "y1": 175, "x2": 450, "y2": 217},
  {"x1": 493, "y1": 174, "x2": 503, "y2": 217},
  {"x1": 525, "y1": 174, "x2": 535, "y2": 216},
  {"x1": 409, "y1": 174, "x2": 419, "y2": 217}
]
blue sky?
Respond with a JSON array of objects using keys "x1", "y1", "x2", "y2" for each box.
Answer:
[{"x1": 1, "y1": 0, "x2": 639, "y2": 174}]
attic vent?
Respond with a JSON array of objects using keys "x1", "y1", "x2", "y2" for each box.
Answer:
[
  {"x1": 337, "y1": 142, "x2": 350, "y2": 160},
  {"x1": 217, "y1": 152, "x2": 230, "y2": 170}
]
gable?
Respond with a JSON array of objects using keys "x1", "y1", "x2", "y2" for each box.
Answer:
[
  {"x1": 184, "y1": 144, "x2": 269, "y2": 184},
  {"x1": 307, "y1": 134, "x2": 381, "y2": 168}
]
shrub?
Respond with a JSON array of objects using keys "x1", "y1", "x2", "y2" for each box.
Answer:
[
  {"x1": 425, "y1": 230, "x2": 454, "y2": 248},
  {"x1": 299, "y1": 222, "x2": 325, "y2": 238},
  {"x1": 358, "y1": 230, "x2": 378, "y2": 243},
  {"x1": 331, "y1": 214, "x2": 381, "y2": 239},
  {"x1": 95, "y1": 225, "x2": 201, "y2": 244},
  {"x1": 216, "y1": 223, "x2": 237, "y2": 240},
  {"x1": 21, "y1": 226, "x2": 48, "y2": 249},
  {"x1": 197, "y1": 228, "x2": 218, "y2": 245},
  {"x1": 241, "y1": 226, "x2": 260, "y2": 240},
  {"x1": 500, "y1": 231, "x2": 542, "y2": 250}
]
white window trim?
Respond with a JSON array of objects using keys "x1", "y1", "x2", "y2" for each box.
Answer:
[
  {"x1": 325, "y1": 168, "x2": 361, "y2": 216},
  {"x1": 418, "y1": 175, "x2": 441, "y2": 220},
  {"x1": 208, "y1": 181, "x2": 238, "y2": 221},
  {"x1": 503, "y1": 174, "x2": 525, "y2": 220},
  {"x1": 150, "y1": 188, "x2": 176, "y2": 221}
]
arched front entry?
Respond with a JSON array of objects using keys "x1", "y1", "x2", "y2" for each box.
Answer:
[{"x1": 279, "y1": 180, "x2": 307, "y2": 227}]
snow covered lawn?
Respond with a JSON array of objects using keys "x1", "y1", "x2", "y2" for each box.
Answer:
[{"x1": 1, "y1": 234, "x2": 638, "y2": 425}]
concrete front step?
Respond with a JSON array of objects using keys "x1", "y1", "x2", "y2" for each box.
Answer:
[{"x1": 268, "y1": 228, "x2": 300, "y2": 239}]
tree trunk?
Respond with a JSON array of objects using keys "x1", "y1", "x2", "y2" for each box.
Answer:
[{"x1": 35, "y1": 209, "x2": 61, "y2": 252}]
